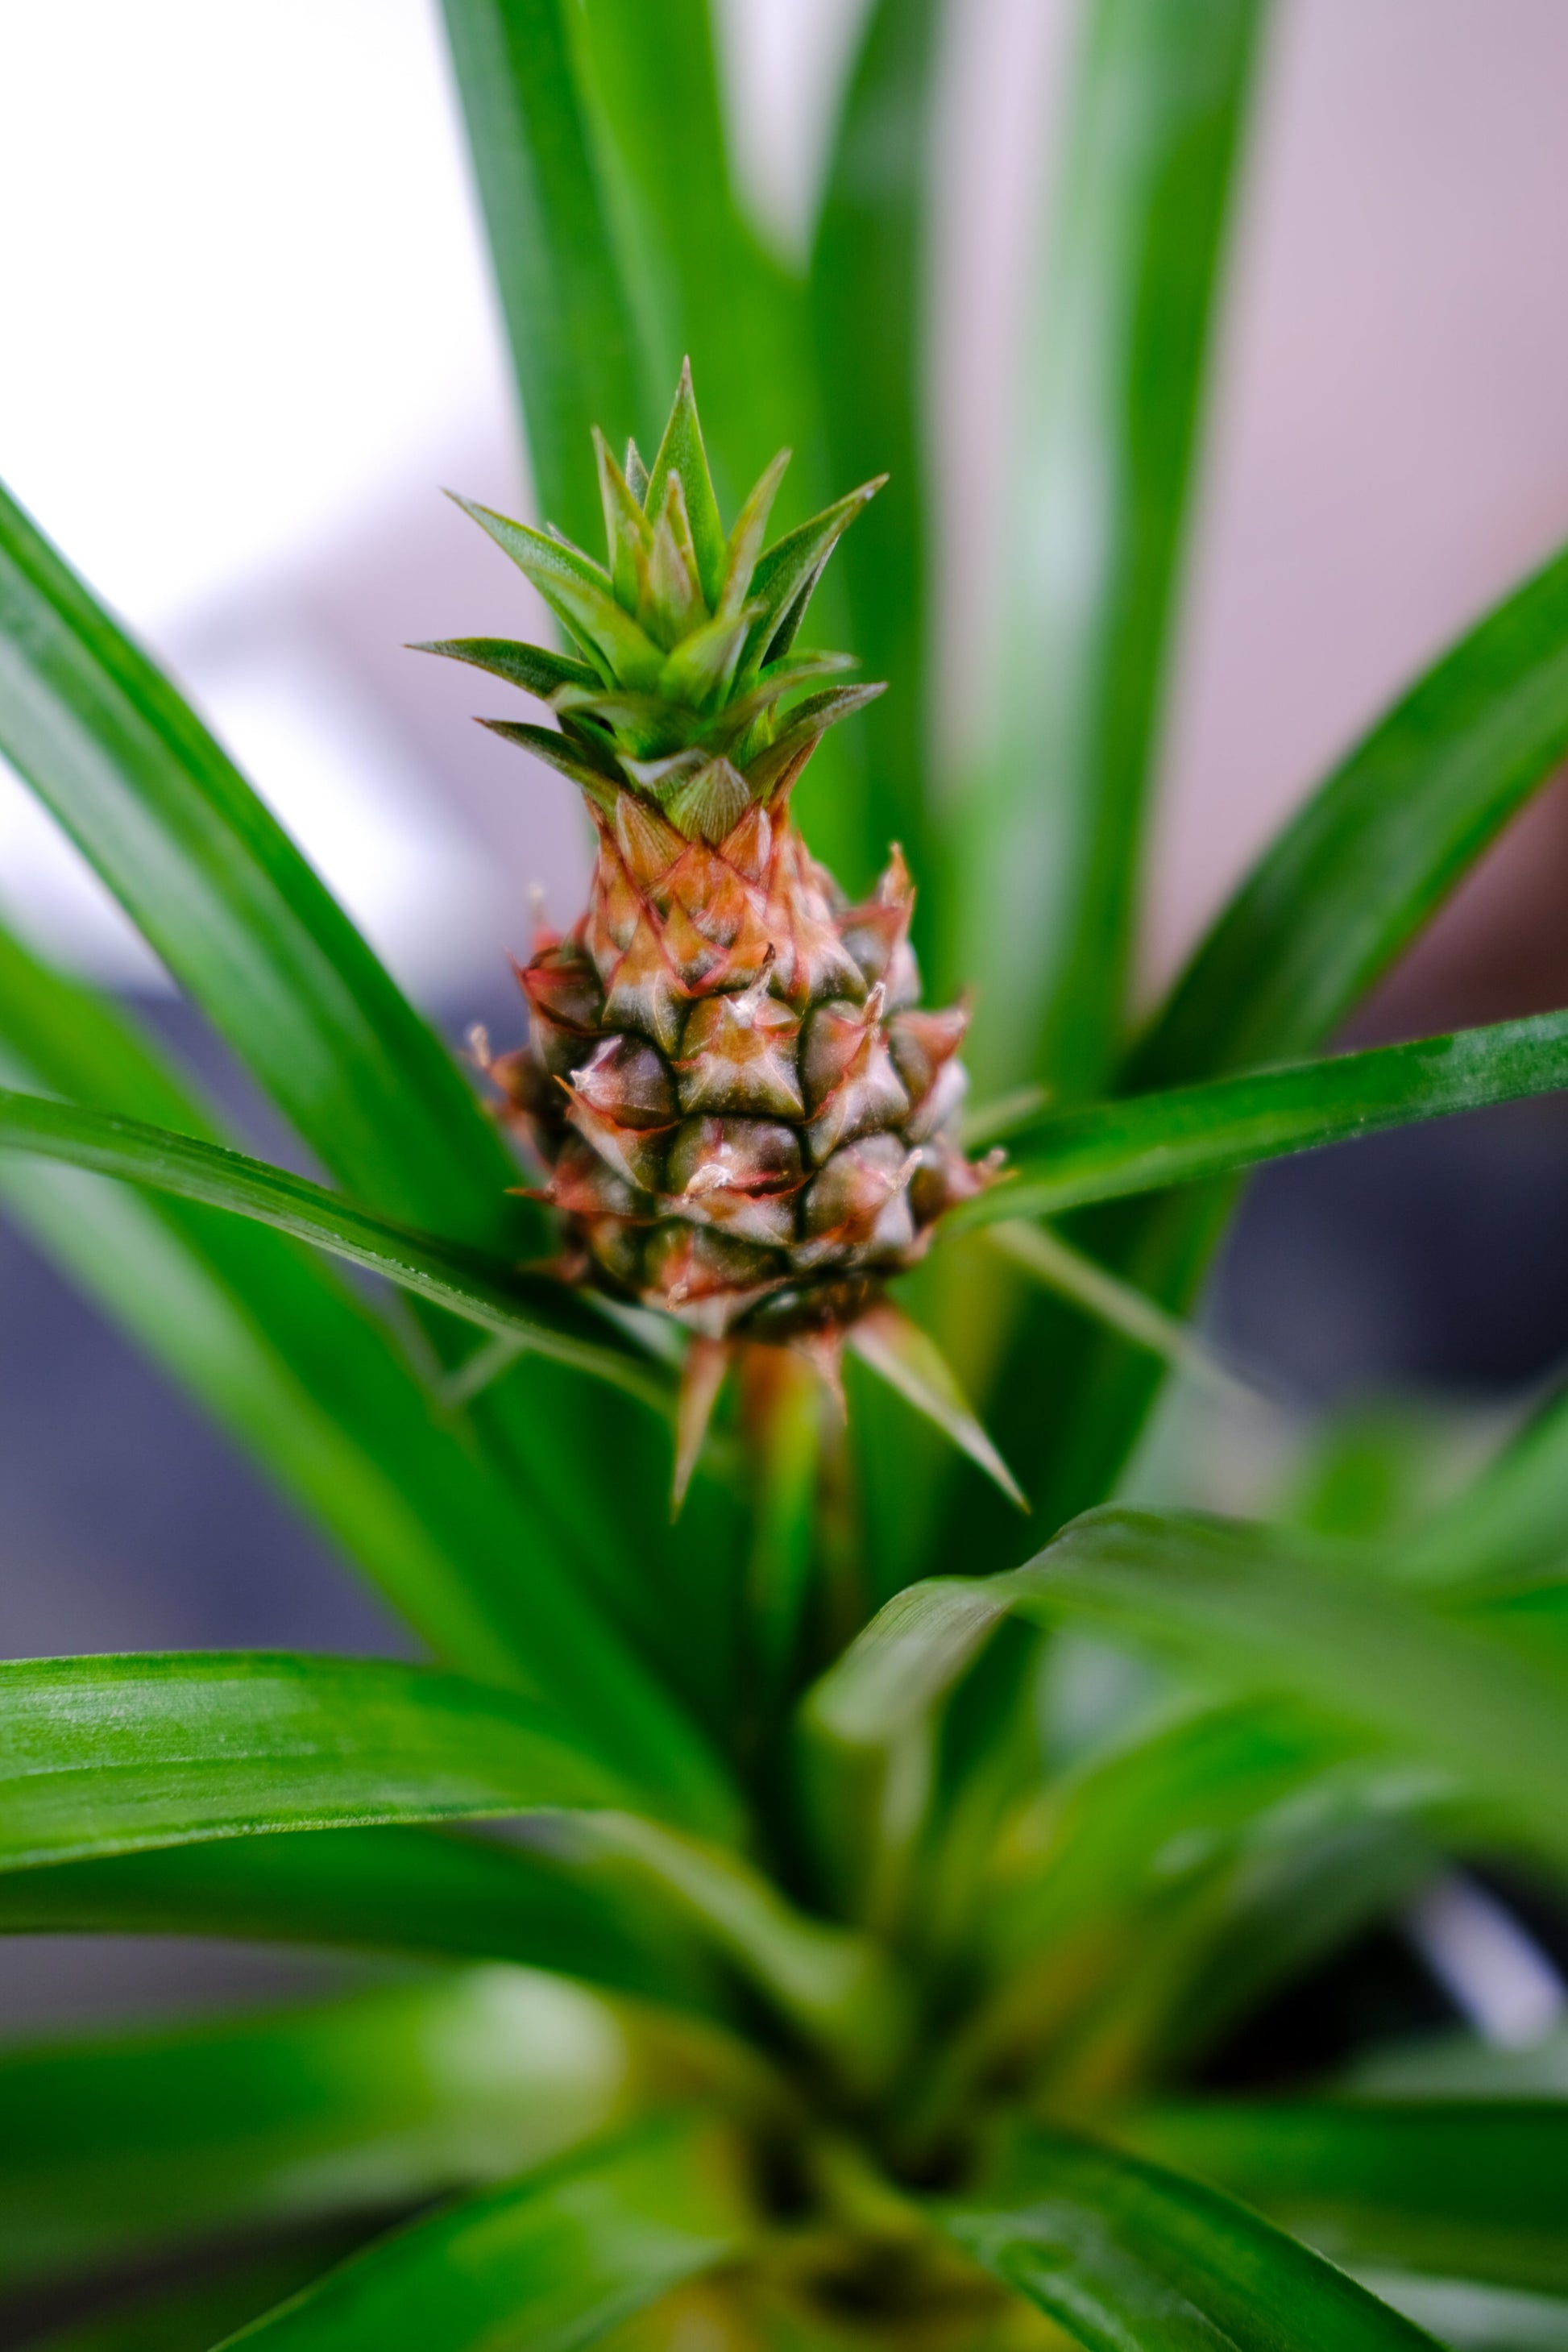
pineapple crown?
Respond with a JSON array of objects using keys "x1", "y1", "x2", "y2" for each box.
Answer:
[{"x1": 417, "y1": 361, "x2": 886, "y2": 846}]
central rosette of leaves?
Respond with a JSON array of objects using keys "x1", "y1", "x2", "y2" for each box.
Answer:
[{"x1": 428, "y1": 366, "x2": 995, "y2": 1471}]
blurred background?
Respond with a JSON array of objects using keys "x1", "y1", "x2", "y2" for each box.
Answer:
[{"x1": 3, "y1": 0, "x2": 1568, "y2": 2026}]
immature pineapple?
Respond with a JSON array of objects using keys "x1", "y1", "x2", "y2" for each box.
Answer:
[{"x1": 425, "y1": 367, "x2": 1006, "y2": 1489}]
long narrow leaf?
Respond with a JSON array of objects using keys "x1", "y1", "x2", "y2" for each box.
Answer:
[
  {"x1": 948, "y1": 1006, "x2": 1568, "y2": 1230},
  {"x1": 0, "y1": 1827, "x2": 719, "y2": 2017},
  {"x1": 807, "y1": 1507, "x2": 1568, "y2": 1876},
  {"x1": 1132, "y1": 536, "x2": 1568, "y2": 1092},
  {"x1": 438, "y1": 0, "x2": 656, "y2": 550},
  {"x1": 0, "y1": 480, "x2": 517, "y2": 1246},
  {"x1": 1125, "y1": 2102, "x2": 1568, "y2": 2296},
  {"x1": 0, "y1": 1649, "x2": 740, "y2": 1860},
  {"x1": 0, "y1": 1968, "x2": 645, "y2": 2287},
  {"x1": 0, "y1": 1087, "x2": 669, "y2": 1406},
  {"x1": 932, "y1": 2124, "x2": 1437, "y2": 2351},
  {"x1": 215, "y1": 2116, "x2": 750, "y2": 2352},
  {"x1": 570, "y1": 0, "x2": 810, "y2": 525},
  {"x1": 956, "y1": 0, "x2": 1267, "y2": 1097},
  {"x1": 0, "y1": 922, "x2": 645, "y2": 1690},
  {"x1": 809, "y1": 0, "x2": 943, "y2": 920},
  {"x1": 1027, "y1": 528, "x2": 1568, "y2": 1533}
]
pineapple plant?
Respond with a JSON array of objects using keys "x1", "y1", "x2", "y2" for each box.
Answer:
[
  {"x1": 2, "y1": 4, "x2": 1568, "y2": 2350},
  {"x1": 427, "y1": 367, "x2": 1001, "y2": 1497}
]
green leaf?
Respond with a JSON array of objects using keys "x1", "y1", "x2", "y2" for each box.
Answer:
[
  {"x1": 955, "y1": 0, "x2": 1267, "y2": 1098},
  {"x1": 438, "y1": 0, "x2": 658, "y2": 552},
  {"x1": 645, "y1": 362, "x2": 726, "y2": 610},
  {"x1": 0, "y1": 475, "x2": 708, "y2": 1740},
  {"x1": 0, "y1": 1649, "x2": 743, "y2": 1863},
  {"x1": 414, "y1": 637, "x2": 603, "y2": 701},
  {"x1": 214, "y1": 2115, "x2": 750, "y2": 2352},
  {"x1": 1029, "y1": 525, "x2": 1568, "y2": 1538},
  {"x1": 0, "y1": 920, "x2": 653, "y2": 1693},
  {"x1": 0, "y1": 478, "x2": 518, "y2": 1249},
  {"x1": 0, "y1": 1086, "x2": 670, "y2": 1408},
  {"x1": 985, "y1": 1218, "x2": 1246, "y2": 1398},
  {"x1": 1131, "y1": 537, "x2": 1568, "y2": 1094},
  {"x1": 931, "y1": 2123, "x2": 1438, "y2": 2351},
  {"x1": 15, "y1": 2242, "x2": 365, "y2": 2352},
  {"x1": 454, "y1": 495, "x2": 666, "y2": 688},
  {"x1": 0, "y1": 1827, "x2": 720, "y2": 2018},
  {"x1": 808, "y1": 1508, "x2": 1568, "y2": 1877},
  {"x1": 947, "y1": 1007, "x2": 1568, "y2": 1230},
  {"x1": 0, "y1": 1968, "x2": 646, "y2": 2287},
  {"x1": 1125, "y1": 2102, "x2": 1568, "y2": 2296},
  {"x1": 809, "y1": 0, "x2": 944, "y2": 938},
  {"x1": 483, "y1": 718, "x2": 624, "y2": 811},
  {"x1": 740, "y1": 483, "x2": 887, "y2": 682},
  {"x1": 566, "y1": 2, "x2": 813, "y2": 529},
  {"x1": 847, "y1": 1301, "x2": 1026, "y2": 1508}
]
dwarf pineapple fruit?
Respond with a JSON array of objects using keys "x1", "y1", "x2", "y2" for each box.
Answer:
[{"x1": 425, "y1": 367, "x2": 998, "y2": 1470}]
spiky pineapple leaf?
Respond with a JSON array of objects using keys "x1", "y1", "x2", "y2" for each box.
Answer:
[
  {"x1": 453, "y1": 494, "x2": 666, "y2": 688},
  {"x1": 594, "y1": 425, "x2": 653, "y2": 608},
  {"x1": 719, "y1": 450, "x2": 791, "y2": 620},
  {"x1": 848, "y1": 1303, "x2": 1025, "y2": 1508},
  {"x1": 948, "y1": 1006, "x2": 1568, "y2": 1229},
  {"x1": 985, "y1": 1218, "x2": 1244, "y2": 1397},
  {"x1": 0, "y1": 1826, "x2": 717, "y2": 2018},
  {"x1": 482, "y1": 718, "x2": 623, "y2": 811},
  {"x1": 740, "y1": 479, "x2": 887, "y2": 680},
  {"x1": 645, "y1": 359, "x2": 726, "y2": 608},
  {"x1": 413, "y1": 637, "x2": 602, "y2": 701},
  {"x1": 211, "y1": 2116, "x2": 751, "y2": 2352},
  {"x1": 0, "y1": 1970, "x2": 642, "y2": 2289},
  {"x1": 1123, "y1": 2102, "x2": 1568, "y2": 2296},
  {"x1": 931, "y1": 2125, "x2": 1438, "y2": 2352}
]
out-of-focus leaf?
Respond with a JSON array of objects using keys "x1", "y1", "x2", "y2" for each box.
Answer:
[
  {"x1": 0, "y1": 922, "x2": 648, "y2": 1693},
  {"x1": 438, "y1": 0, "x2": 656, "y2": 551},
  {"x1": 807, "y1": 1508, "x2": 1568, "y2": 1877},
  {"x1": 809, "y1": 0, "x2": 944, "y2": 919},
  {"x1": 1131, "y1": 540, "x2": 1568, "y2": 1093},
  {"x1": 956, "y1": 0, "x2": 1267, "y2": 1097},
  {"x1": 0, "y1": 480, "x2": 517, "y2": 1246},
  {"x1": 0, "y1": 1649, "x2": 740, "y2": 1860},
  {"x1": 15, "y1": 2242, "x2": 366, "y2": 2352},
  {"x1": 1125, "y1": 2102, "x2": 1568, "y2": 2295},
  {"x1": 947, "y1": 1007, "x2": 1568, "y2": 1230},
  {"x1": 0, "y1": 1968, "x2": 642, "y2": 2287},
  {"x1": 0, "y1": 472, "x2": 681, "y2": 1683},
  {"x1": 0, "y1": 1087, "x2": 667, "y2": 1408},
  {"x1": 931, "y1": 2124, "x2": 1436, "y2": 2351},
  {"x1": 0, "y1": 1827, "x2": 720, "y2": 2018},
  {"x1": 1394, "y1": 1378, "x2": 1568, "y2": 1592},
  {"x1": 1352, "y1": 2274, "x2": 1568, "y2": 2352},
  {"x1": 214, "y1": 2115, "x2": 751, "y2": 2352},
  {"x1": 984, "y1": 1218, "x2": 1246, "y2": 1397},
  {"x1": 571, "y1": 0, "x2": 809, "y2": 526},
  {"x1": 996, "y1": 532, "x2": 1568, "y2": 1545}
]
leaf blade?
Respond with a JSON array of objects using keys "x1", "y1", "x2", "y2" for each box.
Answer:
[
  {"x1": 932, "y1": 2123, "x2": 1439, "y2": 2351},
  {"x1": 955, "y1": 0, "x2": 1268, "y2": 1097},
  {"x1": 215, "y1": 2115, "x2": 749, "y2": 2352},
  {"x1": 0, "y1": 1968, "x2": 649, "y2": 2288},
  {"x1": 1124, "y1": 2101, "x2": 1568, "y2": 2296},
  {"x1": 948, "y1": 1007, "x2": 1568, "y2": 1229}
]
